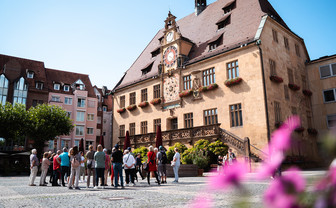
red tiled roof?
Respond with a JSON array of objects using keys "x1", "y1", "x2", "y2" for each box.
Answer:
[
  {"x1": 45, "y1": 68, "x2": 96, "y2": 98},
  {"x1": 114, "y1": 0, "x2": 290, "y2": 91}
]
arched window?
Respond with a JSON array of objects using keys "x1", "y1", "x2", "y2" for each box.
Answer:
[
  {"x1": 13, "y1": 77, "x2": 28, "y2": 105},
  {"x1": 0, "y1": 74, "x2": 9, "y2": 105}
]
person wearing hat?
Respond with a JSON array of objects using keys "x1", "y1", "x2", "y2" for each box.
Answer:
[
  {"x1": 103, "y1": 148, "x2": 110, "y2": 186},
  {"x1": 111, "y1": 144, "x2": 124, "y2": 189}
]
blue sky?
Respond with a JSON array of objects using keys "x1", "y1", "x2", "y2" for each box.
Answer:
[{"x1": 0, "y1": 0, "x2": 335, "y2": 89}]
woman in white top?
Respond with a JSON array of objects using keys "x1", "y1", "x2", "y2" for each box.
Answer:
[{"x1": 172, "y1": 148, "x2": 180, "y2": 183}]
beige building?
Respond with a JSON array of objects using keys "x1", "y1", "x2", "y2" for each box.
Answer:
[
  {"x1": 307, "y1": 55, "x2": 336, "y2": 138},
  {"x1": 112, "y1": 0, "x2": 319, "y2": 161}
]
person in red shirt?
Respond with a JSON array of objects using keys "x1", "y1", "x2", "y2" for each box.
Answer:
[
  {"x1": 147, "y1": 146, "x2": 160, "y2": 185},
  {"x1": 52, "y1": 150, "x2": 61, "y2": 186}
]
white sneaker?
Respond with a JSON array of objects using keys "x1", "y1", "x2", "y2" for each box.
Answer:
[
  {"x1": 102, "y1": 186, "x2": 105, "y2": 189},
  {"x1": 93, "y1": 186, "x2": 98, "y2": 189},
  {"x1": 132, "y1": 183, "x2": 136, "y2": 186}
]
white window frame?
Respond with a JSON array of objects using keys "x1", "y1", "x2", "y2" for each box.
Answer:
[
  {"x1": 77, "y1": 97, "x2": 86, "y2": 108},
  {"x1": 27, "y1": 71, "x2": 34, "y2": 78},
  {"x1": 64, "y1": 97, "x2": 73, "y2": 105},
  {"x1": 76, "y1": 126, "x2": 84, "y2": 136},
  {"x1": 54, "y1": 83, "x2": 60, "y2": 90},
  {"x1": 323, "y1": 88, "x2": 336, "y2": 103},
  {"x1": 64, "y1": 85, "x2": 70, "y2": 92},
  {"x1": 51, "y1": 96, "x2": 60, "y2": 102},
  {"x1": 327, "y1": 114, "x2": 336, "y2": 129},
  {"x1": 319, "y1": 63, "x2": 336, "y2": 79},
  {"x1": 36, "y1": 82, "x2": 43, "y2": 90},
  {"x1": 76, "y1": 111, "x2": 85, "y2": 122},
  {"x1": 87, "y1": 127, "x2": 94, "y2": 135},
  {"x1": 87, "y1": 113, "x2": 94, "y2": 121}
]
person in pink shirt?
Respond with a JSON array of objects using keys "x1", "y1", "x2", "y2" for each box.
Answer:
[
  {"x1": 39, "y1": 152, "x2": 50, "y2": 186},
  {"x1": 103, "y1": 149, "x2": 110, "y2": 186}
]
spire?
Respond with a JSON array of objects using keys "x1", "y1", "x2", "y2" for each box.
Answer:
[{"x1": 195, "y1": 0, "x2": 207, "y2": 16}]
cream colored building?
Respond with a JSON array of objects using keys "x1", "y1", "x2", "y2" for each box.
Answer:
[{"x1": 112, "y1": 0, "x2": 319, "y2": 161}]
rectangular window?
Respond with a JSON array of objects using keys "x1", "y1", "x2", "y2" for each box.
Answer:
[
  {"x1": 64, "y1": 97, "x2": 72, "y2": 105},
  {"x1": 119, "y1": 125, "x2": 125, "y2": 137},
  {"x1": 270, "y1": 59, "x2": 276, "y2": 76},
  {"x1": 35, "y1": 82, "x2": 43, "y2": 90},
  {"x1": 85, "y1": 141, "x2": 93, "y2": 151},
  {"x1": 227, "y1": 60, "x2": 239, "y2": 80},
  {"x1": 66, "y1": 111, "x2": 71, "y2": 118},
  {"x1": 284, "y1": 36, "x2": 290, "y2": 50},
  {"x1": 284, "y1": 85, "x2": 290, "y2": 100},
  {"x1": 141, "y1": 89, "x2": 148, "y2": 102},
  {"x1": 120, "y1": 96, "x2": 125, "y2": 108},
  {"x1": 27, "y1": 71, "x2": 34, "y2": 78},
  {"x1": 130, "y1": 92, "x2": 136, "y2": 105},
  {"x1": 129, "y1": 123, "x2": 135, "y2": 136},
  {"x1": 64, "y1": 85, "x2": 70, "y2": 92},
  {"x1": 171, "y1": 118, "x2": 178, "y2": 130},
  {"x1": 76, "y1": 111, "x2": 85, "y2": 122},
  {"x1": 203, "y1": 68, "x2": 216, "y2": 86},
  {"x1": 291, "y1": 107, "x2": 297, "y2": 115},
  {"x1": 307, "y1": 111, "x2": 312, "y2": 129},
  {"x1": 295, "y1": 44, "x2": 301, "y2": 57},
  {"x1": 183, "y1": 75, "x2": 192, "y2": 90},
  {"x1": 184, "y1": 113, "x2": 193, "y2": 128},
  {"x1": 77, "y1": 98, "x2": 86, "y2": 108},
  {"x1": 54, "y1": 84, "x2": 60, "y2": 90},
  {"x1": 61, "y1": 140, "x2": 70, "y2": 149},
  {"x1": 327, "y1": 114, "x2": 336, "y2": 129},
  {"x1": 319, "y1": 63, "x2": 336, "y2": 78},
  {"x1": 76, "y1": 126, "x2": 84, "y2": 136},
  {"x1": 287, "y1": 68, "x2": 294, "y2": 84},
  {"x1": 51, "y1": 96, "x2": 60, "y2": 102},
  {"x1": 87, "y1": 128, "x2": 94, "y2": 135},
  {"x1": 88, "y1": 100, "x2": 95, "y2": 108},
  {"x1": 87, "y1": 114, "x2": 94, "y2": 121},
  {"x1": 153, "y1": 84, "x2": 161, "y2": 99},
  {"x1": 154, "y1": 119, "x2": 161, "y2": 133},
  {"x1": 141, "y1": 121, "x2": 148, "y2": 134},
  {"x1": 204, "y1": 108, "x2": 218, "y2": 125},
  {"x1": 229, "y1": 104, "x2": 243, "y2": 127},
  {"x1": 217, "y1": 15, "x2": 231, "y2": 30},
  {"x1": 97, "y1": 116, "x2": 101, "y2": 124},
  {"x1": 48, "y1": 140, "x2": 54, "y2": 150},
  {"x1": 323, "y1": 89, "x2": 336, "y2": 103},
  {"x1": 103, "y1": 106, "x2": 107, "y2": 112},
  {"x1": 301, "y1": 75, "x2": 307, "y2": 89},
  {"x1": 274, "y1": 101, "x2": 281, "y2": 123},
  {"x1": 272, "y1": 29, "x2": 278, "y2": 43}
]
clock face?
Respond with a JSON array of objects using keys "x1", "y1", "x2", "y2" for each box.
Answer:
[
  {"x1": 163, "y1": 75, "x2": 179, "y2": 103},
  {"x1": 166, "y1": 31, "x2": 174, "y2": 43},
  {"x1": 163, "y1": 46, "x2": 177, "y2": 68}
]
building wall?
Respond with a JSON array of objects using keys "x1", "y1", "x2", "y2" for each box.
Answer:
[
  {"x1": 307, "y1": 56, "x2": 336, "y2": 137},
  {"x1": 113, "y1": 45, "x2": 269, "y2": 150}
]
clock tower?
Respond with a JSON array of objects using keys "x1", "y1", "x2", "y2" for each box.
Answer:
[{"x1": 161, "y1": 12, "x2": 193, "y2": 109}]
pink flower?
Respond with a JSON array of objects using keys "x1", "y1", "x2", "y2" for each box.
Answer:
[
  {"x1": 256, "y1": 151, "x2": 284, "y2": 180},
  {"x1": 189, "y1": 195, "x2": 212, "y2": 208},
  {"x1": 208, "y1": 162, "x2": 247, "y2": 190},
  {"x1": 282, "y1": 168, "x2": 306, "y2": 192}
]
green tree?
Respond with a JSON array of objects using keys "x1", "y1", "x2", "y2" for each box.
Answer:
[
  {"x1": 133, "y1": 146, "x2": 149, "y2": 163},
  {"x1": 0, "y1": 103, "x2": 28, "y2": 146},
  {"x1": 167, "y1": 142, "x2": 188, "y2": 162},
  {"x1": 208, "y1": 140, "x2": 228, "y2": 156},
  {"x1": 27, "y1": 104, "x2": 74, "y2": 155}
]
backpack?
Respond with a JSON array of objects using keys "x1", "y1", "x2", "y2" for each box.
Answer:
[
  {"x1": 71, "y1": 157, "x2": 80, "y2": 168},
  {"x1": 160, "y1": 151, "x2": 168, "y2": 164}
]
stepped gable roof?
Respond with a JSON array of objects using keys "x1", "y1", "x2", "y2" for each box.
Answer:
[
  {"x1": 45, "y1": 68, "x2": 95, "y2": 98},
  {"x1": 0, "y1": 54, "x2": 48, "y2": 90},
  {"x1": 114, "y1": 0, "x2": 289, "y2": 91}
]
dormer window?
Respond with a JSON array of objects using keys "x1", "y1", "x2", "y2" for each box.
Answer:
[
  {"x1": 222, "y1": 0, "x2": 236, "y2": 14},
  {"x1": 36, "y1": 82, "x2": 43, "y2": 90},
  {"x1": 74, "y1": 79, "x2": 85, "y2": 90},
  {"x1": 141, "y1": 62, "x2": 154, "y2": 76},
  {"x1": 208, "y1": 33, "x2": 223, "y2": 51},
  {"x1": 151, "y1": 47, "x2": 161, "y2": 58},
  {"x1": 54, "y1": 83, "x2": 60, "y2": 90},
  {"x1": 27, "y1": 71, "x2": 34, "y2": 79},
  {"x1": 216, "y1": 14, "x2": 231, "y2": 30},
  {"x1": 64, "y1": 85, "x2": 70, "y2": 92}
]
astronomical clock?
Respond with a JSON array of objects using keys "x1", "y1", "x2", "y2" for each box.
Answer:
[{"x1": 163, "y1": 74, "x2": 179, "y2": 103}]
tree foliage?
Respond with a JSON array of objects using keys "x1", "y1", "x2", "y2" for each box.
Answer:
[
  {"x1": 0, "y1": 103, "x2": 28, "y2": 145},
  {"x1": 133, "y1": 146, "x2": 149, "y2": 163},
  {"x1": 167, "y1": 142, "x2": 188, "y2": 162}
]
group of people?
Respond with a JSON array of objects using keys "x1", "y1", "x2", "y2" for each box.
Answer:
[
  {"x1": 29, "y1": 143, "x2": 182, "y2": 189},
  {"x1": 217, "y1": 149, "x2": 236, "y2": 173}
]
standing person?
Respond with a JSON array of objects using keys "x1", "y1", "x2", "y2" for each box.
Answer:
[
  {"x1": 103, "y1": 149, "x2": 110, "y2": 186},
  {"x1": 135, "y1": 153, "x2": 145, "y2": 181},
  {"x1": 48, "y1": 153, "x2": 55, "y2": 183},
  {"x1": 79, "y1": 151, "x2": 85, "y2": 182},
  {"x1": 68, "y1": 146, "x2": 81, "y2": 190},
  {"x1": 39, "y1": 152, "x2": 50, "y2": 186},
  {"x1": 94, "y1": 145, "x2": 105, "y2": 189},
  {"x1": 52, "y1": 150, "x2": 61, "y2": 186},
  {"x1": 59, "y1": 147, "x2": 70, "y2": 187},
  {"x1": 86, "y1": 145, "x2": 96, "y2": 188},
  {"x1": 111, "y1": 144, "x2": 124, "y2": 189},
  {"x1": 29, "y1": 149, "x2": 39, "y2": 186},
  {"x1": 224, "y1": 149, "x2": 236, "y2": 166},
  {"x1": 147, "y1": 146, "x2": 160, "y2": 186},
  {"x1": 157, "y1": 146, "x2": 167, "y2": 184},
  {"x1": 172, "y1": 148, "x2": 181, "y2": 183},
  {"x1": 110, "y1": 147, "x2": 116, "y2": 186},
  {"x1": 123, "y1": 149, "x2": 136, "y2": 186}
]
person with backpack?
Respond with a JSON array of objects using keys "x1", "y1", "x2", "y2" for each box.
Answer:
[
  {"x1": 85, "y1": 145, "x2": 96, "y2": 188},
  {"x1": 157, "y1": 146, "x2": 167, "y2": 184},
  {"x1": 68, "y1": 146, "x2": 81, "y2": 190}
]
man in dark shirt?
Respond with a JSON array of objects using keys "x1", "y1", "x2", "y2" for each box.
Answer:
[{"x1": 111, "y1": 144, "x2": 124, "y2": 189}]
